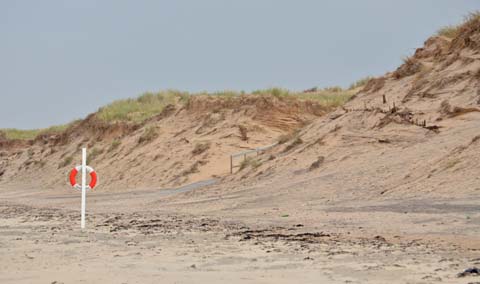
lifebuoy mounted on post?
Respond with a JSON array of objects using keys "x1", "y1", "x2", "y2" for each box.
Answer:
[{"x1": 69, "y1": 165, "x2": 97, "y2": 190}]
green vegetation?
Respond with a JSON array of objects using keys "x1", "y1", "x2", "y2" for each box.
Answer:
[
  {"x1": 1, "y1": 129, "x2": 40, "y2": 140},
  {"x1": 1, "y1": 123, "x2": 72, "y2": 140},
  {"x1": 252, "y1": 87, "x2": 357, "y2": 108},
  {"x1": 437, "y1": 25, "x2": 459, "y2": 38},
  {"x1": 208, "y1": 90, "x2": 240, "y2": 98},
  {"x1": 98, "y1": 87, "x2": 357, "y2": 124},
  {"x1": 436, "y1": 11, "x2": 480, "y2": 39},
  {"x1": 3, "y1": 80, "x2": 365, "y2": 139},
  {"x1": 295, "y1": 89, "x2": 356, "y2": 107},
  {"x1": 97, "y1": 90, "x2": 190, "y2": 123},
  {"x1": 349, "y1": 76, "x2": 373, "y2": 89},
  {"x1": 252, "y1": 87, "x2": 291, "y2": 97}
]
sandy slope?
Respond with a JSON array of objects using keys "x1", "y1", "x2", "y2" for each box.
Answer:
[
  {"x1": 226, "y1": 33, "x2": 480, "y2": 201},
  {"x1": 0, "y1": 95, "x2": 326, "y2": 191}
]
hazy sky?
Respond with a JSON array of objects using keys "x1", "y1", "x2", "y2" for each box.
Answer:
[{"x1": 1, "y1": 1, "x2": 478, "y2": 129}]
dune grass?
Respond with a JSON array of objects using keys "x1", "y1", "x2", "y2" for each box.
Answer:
[
  {"x1": 348, "y1": 76, "x2": 374, "y2": 90},
  {"x1": 437, "y1": 25, "x2": 460, "y2": 38},
  {"x1": 1, "y1": 123, "x2": 72, "y2": 140},
  {"x1": 437, "y1": 11, "x2": 480, "y2": 39},
  {"x1": 2, "y1": 84, "x2": 361, "y2": 140},
  {"x1": 97, "y1": 90, "x2": 190, "y2": 123},
  {"x1": 293, "y1": 88, "x2": 357, "y2": 107},
  {"x1": 96, "y1": 86, "x2": 357, "y2": 124},
  {"x1": 251, "y1": 87, "x2": 357, "y2": 107}
]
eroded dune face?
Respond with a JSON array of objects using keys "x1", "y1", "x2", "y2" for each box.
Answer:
[
  {"x1": 0, "y1": 95, "x2": 326, "y2": 191},
  {"x1": 225, "y1": 22, "x2": 480, "y2": 201}
]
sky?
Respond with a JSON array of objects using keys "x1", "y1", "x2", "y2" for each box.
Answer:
[{"x1": 1, "y1": 0, "x2": 479, "y2": 129}]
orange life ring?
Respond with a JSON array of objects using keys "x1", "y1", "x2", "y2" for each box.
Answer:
[{"x1": 69, "y1": 165, "x2": 97, "y2": 190}]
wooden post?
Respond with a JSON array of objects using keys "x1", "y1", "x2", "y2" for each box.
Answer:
[
  {"x1": 382, "y1": 94, "x2": 386, "y2": 104},
  {"x1": 230, "y1": 155, "x2": 233, "y2": 174}
]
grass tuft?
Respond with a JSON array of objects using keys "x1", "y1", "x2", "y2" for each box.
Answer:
[
  {"x1": 277, "y1": 129, "x2": 300, "y2": 145},
  {"x1": 192, "y1": 142, "x2": 211, "y2": 155},
  {"x1": 97, "y1": 90, "x2": 190, "y2": 123},
  {"x1": 437, "y1": 25, "x2": 459, "y2": 38},
  {"x1": 239, "y1": 157, "x2": 262, "y2": 171},
  {"x1": 349, "y1": 76, "x2": 374, "y2": 90},
  {"x1": 138, "y1": 126, "x2": 159, "y2": 144},
  {"x1": 252, "y1": 87, "x2": 356, "y2": 108},
  {"x1": 436, "y1": 12, "x2": 480, "y2": 39}
]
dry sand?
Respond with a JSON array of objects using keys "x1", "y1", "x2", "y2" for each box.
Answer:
[{"x1": 1, "y1": 183, "x2": 479, "y2": 283}]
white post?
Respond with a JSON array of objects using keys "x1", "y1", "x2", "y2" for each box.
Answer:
[{"x1": 81, "y1": 148, "x2": 87, "y2": 229}]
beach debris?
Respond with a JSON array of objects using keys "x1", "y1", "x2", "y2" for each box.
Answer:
[{"x1": 457, "y1": 267, "x2": 480, "y2": 277}]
